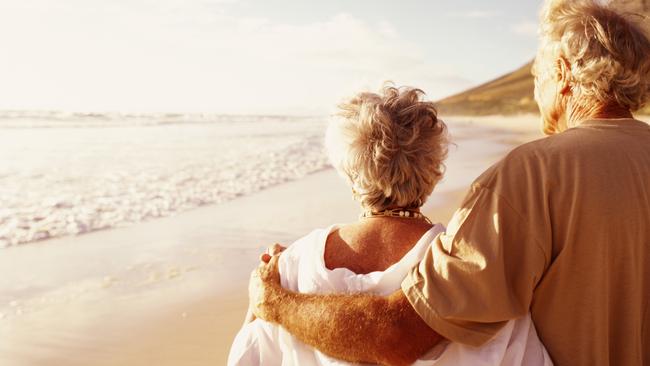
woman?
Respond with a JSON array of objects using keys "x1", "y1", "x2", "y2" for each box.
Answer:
[{"x1": 228, "y1": 86, "x2": 552, "y2": 365}]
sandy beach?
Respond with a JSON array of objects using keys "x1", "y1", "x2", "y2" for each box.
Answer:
[{"x1": 1, "y1": 115, "x2": 547, "y2": 365}]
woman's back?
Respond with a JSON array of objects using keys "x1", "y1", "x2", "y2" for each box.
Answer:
[{"x1": 324, "y1": 219, "x2": 433, "y2": 275}]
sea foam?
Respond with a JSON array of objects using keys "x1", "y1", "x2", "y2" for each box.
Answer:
[{"x1": 0, "y1": 114, "x2": 330, "y2": 247}]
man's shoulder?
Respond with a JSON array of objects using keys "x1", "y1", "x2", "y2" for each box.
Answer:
[
  {"x1": 484, "y1": 131, "x2": 581, "y2": 173},
  {"x1": 511, "y1": 125, "x2": 605, "y2": 158},
  {"x1": 474, "y1": 137, "x2": 548, "y2": 186},
  {"x1": 472, "y1": 133, "x2": 572, "y2": 192},
  {"x1": 504, "y1": 133, "x2": 570, "y2": 162}
]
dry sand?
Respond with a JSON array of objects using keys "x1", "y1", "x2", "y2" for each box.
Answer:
[{"x1": 0, "y1": 116, "x2": 545, "y2": 366}]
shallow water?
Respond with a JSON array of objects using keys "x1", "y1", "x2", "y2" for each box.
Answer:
[
  {"x1": 0, "y1": 113, "x2": 517, "y2": 247},
  {"x1": 0, "y1": 115, "x2": 329, "y2": 246}
]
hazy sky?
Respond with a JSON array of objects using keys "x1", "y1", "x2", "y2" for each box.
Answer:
[{"x1": 0, "y1": 0, "x2": 542, "y2": 115}]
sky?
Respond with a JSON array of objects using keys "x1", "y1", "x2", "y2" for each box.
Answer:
[{"x1": 0, "y1": 0, "x2": 542, "y2": 115}]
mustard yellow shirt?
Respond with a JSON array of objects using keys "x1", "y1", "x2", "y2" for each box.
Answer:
[{"x1": 402, "y1": 119, "x2": 650, "y2": 366}]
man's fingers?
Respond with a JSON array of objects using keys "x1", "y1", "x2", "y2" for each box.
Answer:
[
  {"x1": 259, "y1": 243, "x2": 286, "y2": 264},
  {"x1": 267, "y1": 243, "x2": 286, "y2": 256},
  {"x1": 260, "y1": 253, "x2": 272, "y2": 263},
  {"x1": 271, "y1": 243, "x2": 286, "y2": 255},
  {"x1": 268, "y1": 253, "x2": 281, "y2": 267},
  {"x1": 258, "y1": 254, "x2": 281, "y2": 282}
]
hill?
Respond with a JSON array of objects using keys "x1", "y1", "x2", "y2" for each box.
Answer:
[
  {"x1": 437, "y1": 59, "x2": 650, "y2": 116},
  {"x1": 437, "y1": 0, "x2": 650, "y2": 116},
  {"x1": 436, "y1": 62, "x2": 537, "y2": 116}
]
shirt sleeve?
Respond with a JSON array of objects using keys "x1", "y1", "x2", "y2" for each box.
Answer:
[{"x1": 401, "y1": 182, "x2": 549, "y2": 347}]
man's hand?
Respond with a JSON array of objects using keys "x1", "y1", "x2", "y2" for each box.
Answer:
[
  {"x1": 260, "y1": 243, "x2": 286, "y2": 263},
  {"x1": 244, "y1": 243, "x2": 287, "y2": 325},
  {"x1": 248, "y1": 252, "x2": 284, "y2": 323}
]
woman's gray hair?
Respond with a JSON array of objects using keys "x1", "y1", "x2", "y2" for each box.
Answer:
[
  {"x1": 538, "y1": 0, "x2": 650, "y2": 111},
  {"x1": 325, "y1": 86, "x2": 448, "y2": 212}
]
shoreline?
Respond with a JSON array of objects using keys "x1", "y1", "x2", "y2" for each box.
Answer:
[
  {"x1": 0, "y1": 116, "x2": 543, "y2": 366},
  {"x1": 0, "y1": 114, "x2": 544, "y2": 250}
]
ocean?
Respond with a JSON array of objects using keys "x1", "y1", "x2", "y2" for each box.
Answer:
[
  {"x1": 0, "y1": 112, "x2": 330, "y2": 247},
  {"x1": 0, "y1": 111, "x2": 519, "y2": 248}
]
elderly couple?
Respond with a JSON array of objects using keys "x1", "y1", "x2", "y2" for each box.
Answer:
[{"x1": 229, "y1": 0, "x2": 650, "y2": 365}]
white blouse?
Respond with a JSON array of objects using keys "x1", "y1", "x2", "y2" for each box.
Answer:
[{"x1": 228, "y1": 224, "x2": 553, "y2": 366}]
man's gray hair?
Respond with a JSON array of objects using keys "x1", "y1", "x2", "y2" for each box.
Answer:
[{"x1": 539, "y1": 0, "x2": 650, "y2": 111}]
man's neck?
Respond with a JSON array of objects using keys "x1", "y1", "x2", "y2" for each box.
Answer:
[{"x1": 568, "y1": 101, "x2": 634, "y2": 127}]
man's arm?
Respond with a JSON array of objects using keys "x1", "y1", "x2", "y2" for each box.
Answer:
[{"x1": 249, "y1": 255, "x2": 444, "y2": 366}]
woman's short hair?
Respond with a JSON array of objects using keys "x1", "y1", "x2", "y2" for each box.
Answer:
[
  {"x1": 325, "y1": 85, "x2": 448, "y2": 212},
  {"x1": 538, "y1": 0, "x2": 650, "y2": 112}
]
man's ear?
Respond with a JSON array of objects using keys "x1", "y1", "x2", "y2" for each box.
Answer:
[{"x1": 555, "y1": 56, "x2": 572, "y2": 95}]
